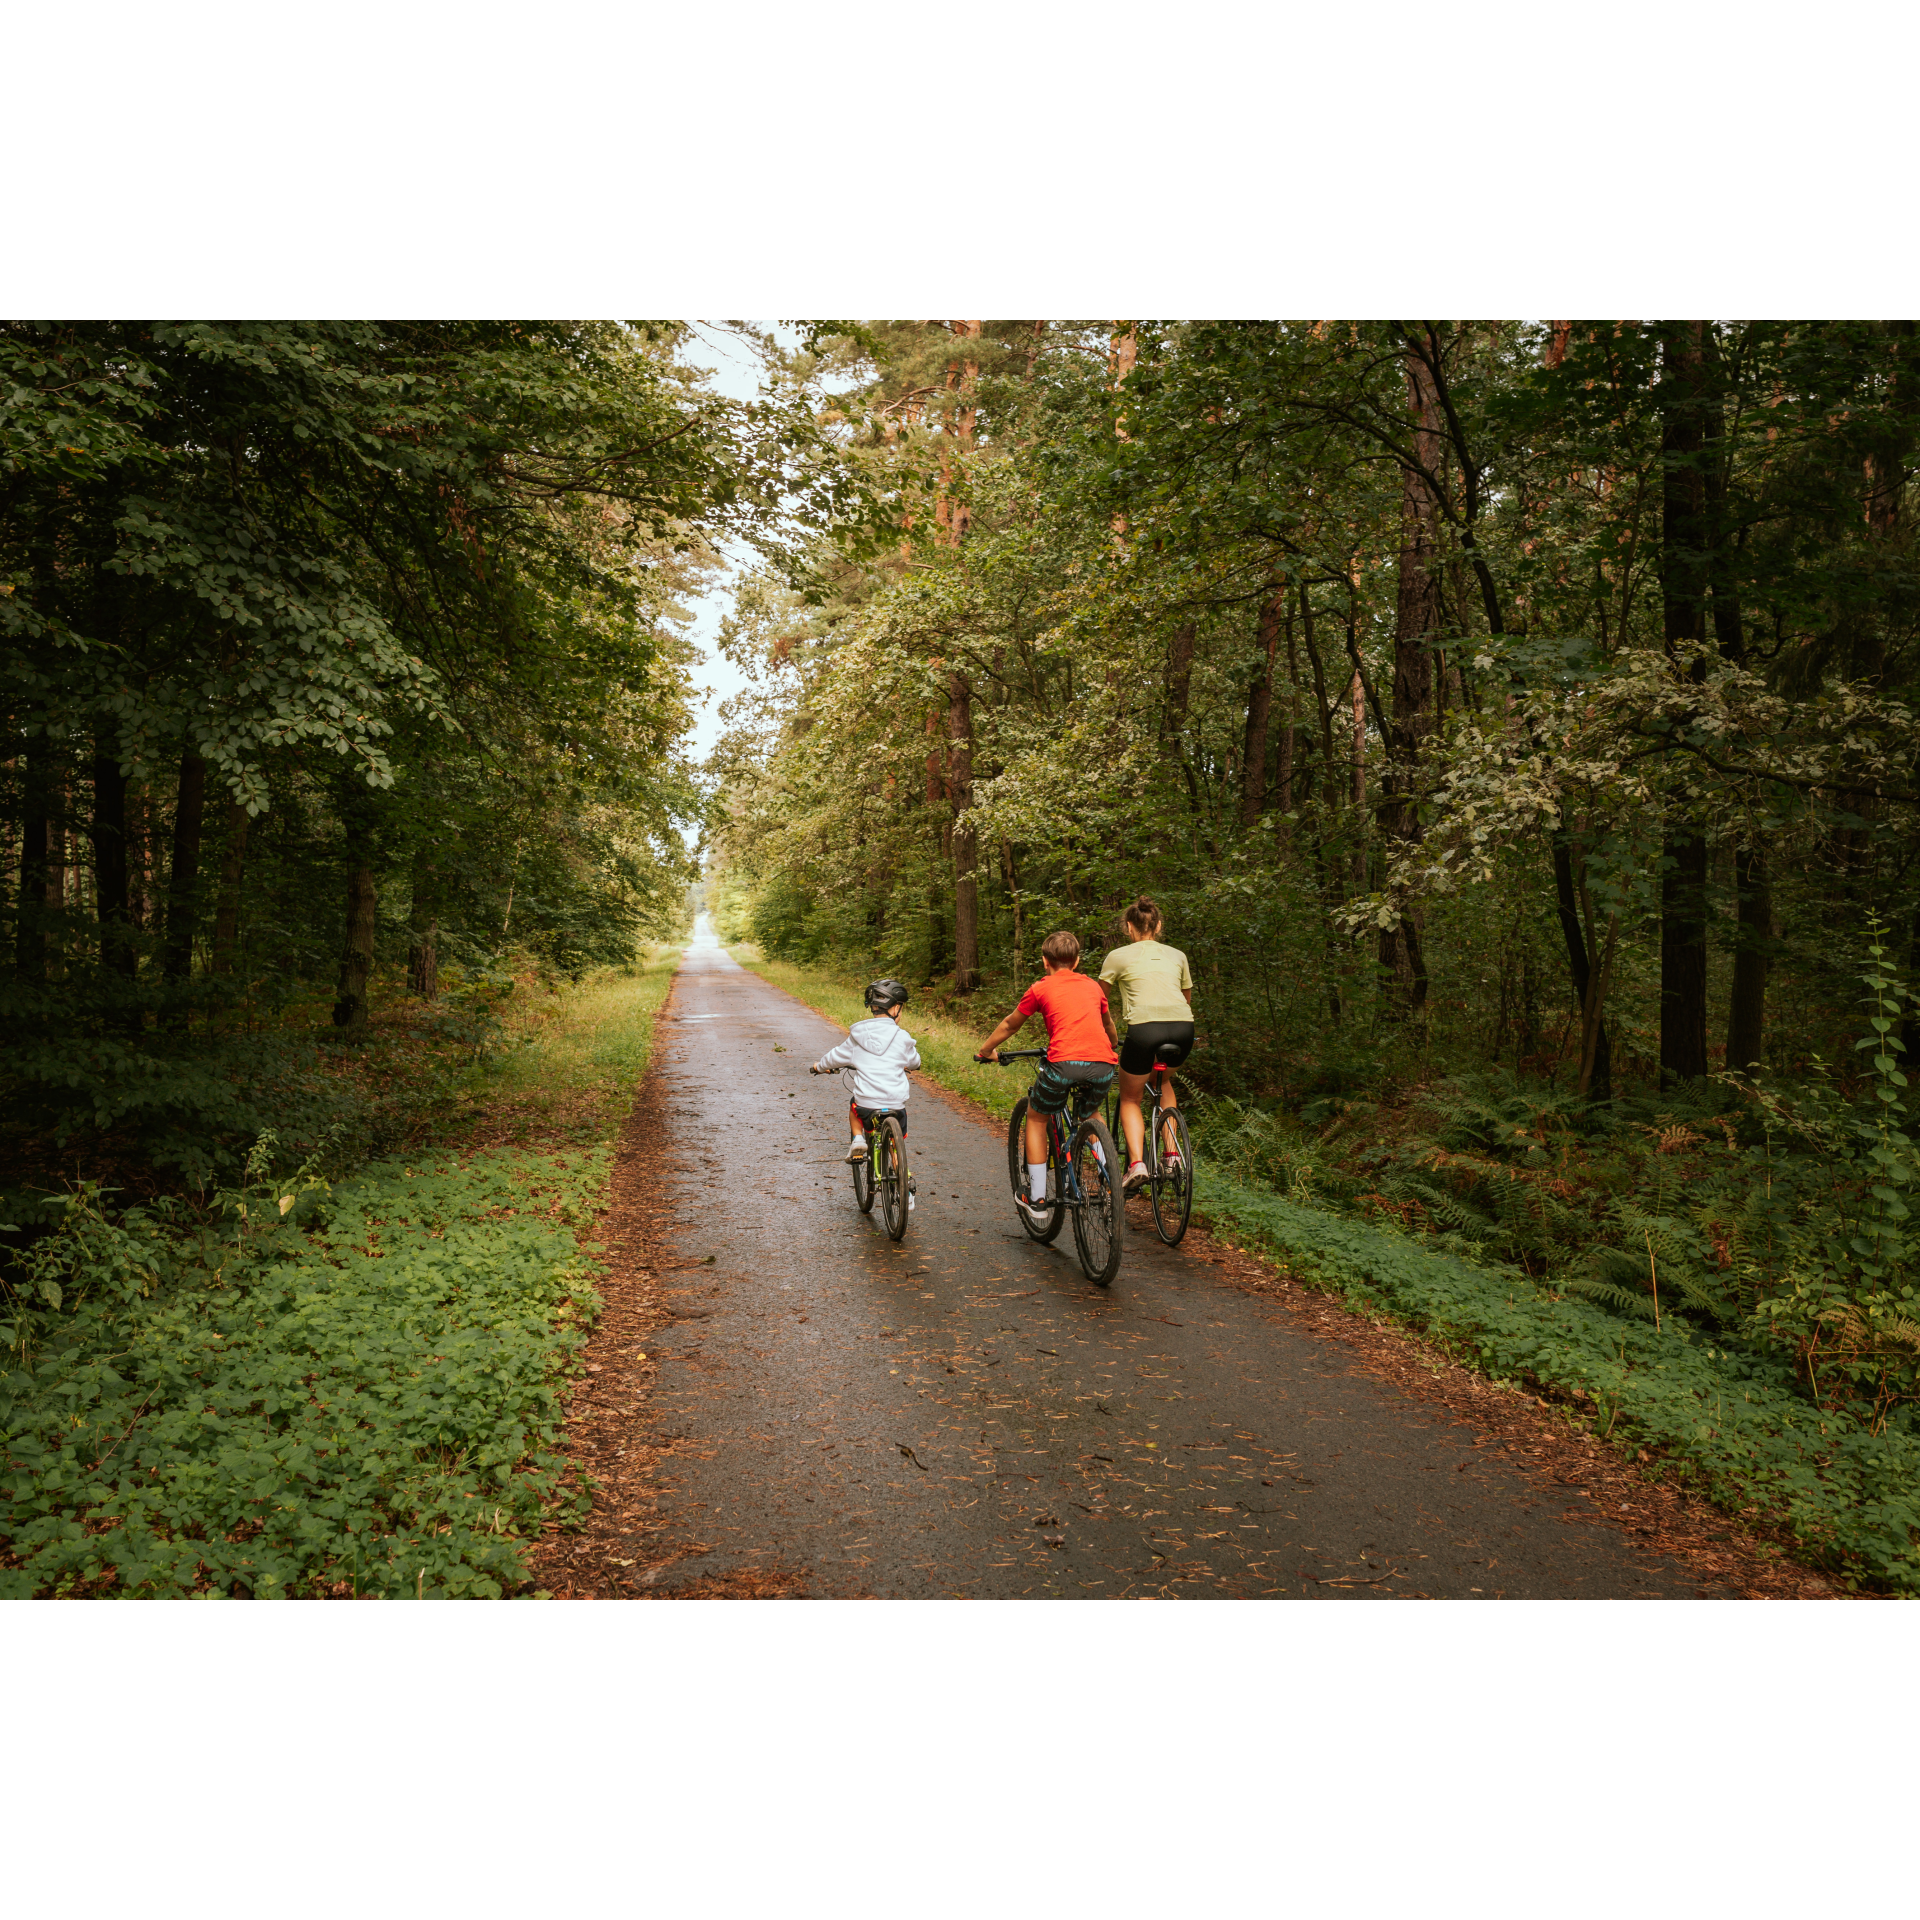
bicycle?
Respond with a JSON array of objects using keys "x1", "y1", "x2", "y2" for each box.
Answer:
[
  {"x1": 991, "y1": 1049, "x2": 1124, "y2": 1286},
  {"x1": 818, "y1": 1069, "x2": 911, "y2": 1242},
  {"x1": 1107, "y1": 1041, "x2": 1194, "y2": 1246}
]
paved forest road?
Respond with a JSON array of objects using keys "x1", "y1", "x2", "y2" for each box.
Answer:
[{"x1": 632, "y1": 942, "x2": 1725, "y2": 1599}]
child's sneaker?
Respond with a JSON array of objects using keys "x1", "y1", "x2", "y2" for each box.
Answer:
[
  {"x1": 845, "y1": 1136, "x2": 868, "y2": 1163},
  {"x1": 1017, "y1": 1195, "x2": 1052, "y2": 1227},
  {"x1": 907, "y1": 1173, "x2": 917, "y2": 1212}
]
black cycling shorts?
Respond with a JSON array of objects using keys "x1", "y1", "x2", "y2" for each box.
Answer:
[
  {"x1": 1118, "y1": 1020, "x2": 1195, "y2": 1076},
  {"x1": 853, "y1": 1103, "x2": 907, "y2": 1138},
  {"x1": 1028, "y1": 1059, "x2": 1115, "y2": 1117}
]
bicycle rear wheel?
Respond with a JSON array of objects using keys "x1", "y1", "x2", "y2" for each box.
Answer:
[
  {"x1": 1007, "y1": 1097, "x2": 1063, "y2": 1243},
  {"x1": 851, "y1": 1133, "x2": 876, "y2": 1213},
  {"x1": 1069, "y1": 1115, "x2": 1123, "y2": 1287},
  {"x1": 1150, "y1": 1106, "x2": 1193, "y2": 1246},
  {"x1": 878, "y1": 1115, "x2": 910, "y2": 1242}
]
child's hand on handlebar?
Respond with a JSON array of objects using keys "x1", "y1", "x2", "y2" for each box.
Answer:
[{"x1": 974, "y1": 1047, "x2": 998, "y2": 1064}]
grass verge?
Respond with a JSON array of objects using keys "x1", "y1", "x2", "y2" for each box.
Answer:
[
  {"x1": 1, "y1": 951, "x2": 681, "y2": 1598},
  {"x1": 1193, "y1": 1173, "x2": 1920, "y2": 1595},
  {"x1": 740, "y1": 951, "x2": 1919, "y2": 1596}
]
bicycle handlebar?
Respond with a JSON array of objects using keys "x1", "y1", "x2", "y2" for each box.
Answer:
[{"x1": 988, "y1": 1049, "x2": 1046, "y2": 1063}]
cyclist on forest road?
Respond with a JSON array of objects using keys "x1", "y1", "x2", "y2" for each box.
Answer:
[
  {"x1": 974, "y1": 929, "x2": 1121, "y2": 1228},
  {"x1": 810, "y1": 980, "x2": 921, "y2": 1181},
  {"x1": 1099, "y1": 895, "x2": 1195, "y2": 1194}
]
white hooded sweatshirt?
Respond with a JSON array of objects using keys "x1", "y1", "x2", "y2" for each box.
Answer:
[{"x1": 815, "y1": 1016, "x2": 922, "y2": 1110}]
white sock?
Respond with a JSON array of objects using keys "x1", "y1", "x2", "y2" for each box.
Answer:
[{"x1": 1028, "y1": 1162, "x2": 1047, "y2": 1203}]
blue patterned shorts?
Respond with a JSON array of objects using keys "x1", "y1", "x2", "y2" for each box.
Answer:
[{"x1": 1029, "y1": 1059, "x2": 1115, "y2": 1118}]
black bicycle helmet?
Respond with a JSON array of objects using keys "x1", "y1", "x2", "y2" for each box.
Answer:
[{"x1": 863, "y1": 978, "x2": 910, "y2": 1014}]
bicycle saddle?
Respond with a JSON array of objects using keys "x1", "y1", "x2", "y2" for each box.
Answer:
[{"x1": 1153, "y1": 1041, "x2": 1185, "y2": 1066}]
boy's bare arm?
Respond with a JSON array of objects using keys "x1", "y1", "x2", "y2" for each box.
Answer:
[
  {"x1": 1100, "y1": 990, "x2": 1120, "y2": 1050},
  {"x1": 974, "y1": 1007, "x2": 1028, "y2": 1062}
]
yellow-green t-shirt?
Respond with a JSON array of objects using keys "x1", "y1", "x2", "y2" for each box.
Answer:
[{"x1": 1098, "y1": 939, "x2": 1193, "y2": 1026}]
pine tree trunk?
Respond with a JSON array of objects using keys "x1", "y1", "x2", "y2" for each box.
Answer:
[
  {"x1": 211, "y1": 798, "x2": 248, "y2": 976},
  {"x1": 1001, "y1": 837, "x2": 1023, "y2": 981},
  {"x1": 333, "y1": 861, "x2": 377, "y2": 1031},
  {"x1": 14, "y1": 747, "x2": 50, "y2": 983},
  {"x1": 407, "y1": 846, "x2": 440, "y2": 999},
  {"x1": 1658, "y1": 319, "x2": 1712, "y2": 1086},
  {"x1": 1552, "y1": 823, "x2": 1612, "y2": 1102},
  {"x1": 1240, "y1": 587, "x2": 1284, "y2": 827},
  {"x1": 92, "y1": 742, "x2": 137, "y2": 990},
  {"x1": 162, "y1": 748, "x2": 207, "y2": 1008},
  {"x1": 1166, "y1": 623, "x2": 1195, "y2": 733},
  {"x1": 1725, "y1": 841, "x2": 1771, "y2": 1073},
  {"x1": 948, "y1": 670, "x2": 978, "y2": 992},
  {"x1": 1378, "y1": 345, "x2": 1443, "y2": 1018}
]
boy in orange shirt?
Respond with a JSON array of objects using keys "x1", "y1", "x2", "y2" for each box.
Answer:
[{"x1": 975, "y1": 929, "x2": 1121, "y2": 1225}]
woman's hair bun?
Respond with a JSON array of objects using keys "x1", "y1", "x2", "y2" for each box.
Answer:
[{"x1": 1123, "y1": 896, "x2": 1162, "y2": 933}]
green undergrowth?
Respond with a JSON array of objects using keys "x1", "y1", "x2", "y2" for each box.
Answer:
[
  {"x1": 1, "y1": 1151, "x2": 606, "y2": 1598},
  {"x1": 1, "y1": 951, "x2": 682, "y2": 1598},
  {"x1": 1194, "y1": 1168, "x2": 1920, "y2": 1594}
]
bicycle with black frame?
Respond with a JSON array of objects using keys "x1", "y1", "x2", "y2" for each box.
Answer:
[
  {"x1": 1106, "y1": 1042, "x2": 1193, "y2": 1245},
  {"x1": 988, "y1": 1048, "x2": 1124, "y2": 1286}
]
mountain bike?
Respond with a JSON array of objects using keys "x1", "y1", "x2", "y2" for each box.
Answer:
[
  {"x1": 820, "y1": 1071, "x2": 911, "y2": 1242},
  {"x1": 1108, "y1": 1041, "x2": 1193, "y2": 1246},
  {"x1": 994, "y1": 1050, "x2": 1124, "y2": 1286}
]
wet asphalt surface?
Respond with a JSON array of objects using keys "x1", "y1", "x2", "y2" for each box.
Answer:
[{"x1": 637, "y1": 941, "x2": 1721, "y2": 1598}]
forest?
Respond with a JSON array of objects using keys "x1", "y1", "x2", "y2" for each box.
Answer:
[
  {"x1": 7, "y1": 317, "x2": 1920, "y2": 1595},
  {"x1": 709, "y1": 320, "x2": 1920, "y2": 1476}
]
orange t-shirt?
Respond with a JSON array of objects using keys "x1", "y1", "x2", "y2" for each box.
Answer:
[{"x1": 1014, "y1": 970, "x2": 1117, "y2": 1065}]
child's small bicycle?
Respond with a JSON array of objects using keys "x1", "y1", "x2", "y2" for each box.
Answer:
[
  {"x1": 819, "y1": 1069, "x2": 911, "y2": 1242},
  {"x1": 995, "y1": 1049, "x2": 1124, "y2": 1287}
]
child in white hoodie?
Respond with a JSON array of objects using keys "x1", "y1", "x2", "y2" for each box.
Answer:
[{"x1": 809, "y1": 977, "x2": 922, "y2": 1167}]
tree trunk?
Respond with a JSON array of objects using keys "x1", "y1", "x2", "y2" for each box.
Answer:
[
  {"x1": 1378, "y1": 346, "x2": 1443, "y2": 1018},
  {"x1": 211, "y1": 798, "x2": 248, "y2": 976},
  {"x1": 1001, "y1": 836, "x2": 1023, "y2": 980},
  {"x1": 1240, "y1": 587, "x2": 1284, "y2": 827},
  {"x1": 1725, "y1": 840, "x2": 1771, "y2": 1074},
  {"x1": 333, "y1": 861, "x2": 377, "y2": 1031},
  {"x1": 407, "y1": 845, "x2": 440, "y2": 999},
  {"x1": 948, "y1": 670, "x2": 978, "y2": 992},
  {"x1": 14, "y1": 746, "x2": 50, "y2": 983},
  {"x1": 1552, "y1": 823, "x2": 1612, "y2": 1102},
  {"x1": 92, "y1": 742, "x2": 138, "y2": 991},
  {"x1": 1658, "y1": 319, "x2": 1712, "y2": 1086},
  {"x1": 162, "y1": 748, "x2": 207, "y2": 1014},
  {"x1": 1166, "y1": 622, "x2": 1195, "y2": 734}
]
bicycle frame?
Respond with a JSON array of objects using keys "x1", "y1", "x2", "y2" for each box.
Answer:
[{"x1": 997, "y1": 1050, "x2": 1100, "y2": 1207}]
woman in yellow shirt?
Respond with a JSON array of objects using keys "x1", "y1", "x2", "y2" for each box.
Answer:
[{"x1": 1097, "y1": 897, "x2": 1194, "y2": 1193}]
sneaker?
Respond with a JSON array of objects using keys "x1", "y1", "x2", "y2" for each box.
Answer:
[
  {"x1": 1123, "y1": 1160, "x2": 1150, "y2": 1195},
  {"x1": 845, "y1": 1137, "x2": 868, "y2": 1164},
  {"x1": 907, "y1": 1174, "x2": 917, "y2": 1212},
  {"x1": 1164, "y1": 1151, "x2": 1185, "y2": 1177},
  {"x1": 1017, "y1": 1195, "x2": 1052, "y2": 1227}
]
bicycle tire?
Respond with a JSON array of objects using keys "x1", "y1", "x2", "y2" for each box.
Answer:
[
  {"x1": 1150, "y1": 1106, "x2": 1194, "y2": 1246},
  {"x1": 851, "y1": 1133, "x2": 876, "y2": 1214},
  {"x1": 878, "y1": 1115, "x2": 910, "y2": 1242},
  {"x1": 1069, "y1": 1115, "x2": 1124, "y2": 1287},
  {"x1": 1007, "y1": 1097, "x2": 1064, "y2": 1243}
]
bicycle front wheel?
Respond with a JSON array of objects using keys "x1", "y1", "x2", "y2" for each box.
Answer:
[
  {"x1": 1069, "y1": 1115, "x2": 1123, "y2": 1287},
  {"x1": 1007, "y1": 1097, "x2": 1063, "y2": 1243},
  {"x1": 878, "y1": 1115, "x2": 910, "y2": 1242},
  {"x1": 1151, "y1": 1106, "x2": 1193, "y2": 1246}
]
